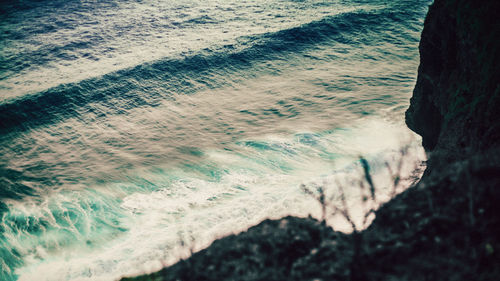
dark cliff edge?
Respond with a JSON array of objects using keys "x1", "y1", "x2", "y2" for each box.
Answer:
[
  {"x1": 123, "y1": 1, "x2": 500, "y2": 280},
  {"x1": 406, "y1": 0, "x2": 500, "y2": 159}
]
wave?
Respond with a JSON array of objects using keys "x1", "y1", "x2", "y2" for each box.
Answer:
[
  {"x1": 1, "y1": 119, "x2": 426, "y2": 281},
  {"x1": 0, "y1": 8, "x2": 415, "y2": 137}
]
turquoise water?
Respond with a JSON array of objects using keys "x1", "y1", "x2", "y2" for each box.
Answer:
[{"x1": 1, "y1": 0, "x2": 430, "y2": 280}]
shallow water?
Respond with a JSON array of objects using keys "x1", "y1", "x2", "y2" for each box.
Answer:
[{"x1": 0, "y1": 0, "x2": 430, "y2": 280}]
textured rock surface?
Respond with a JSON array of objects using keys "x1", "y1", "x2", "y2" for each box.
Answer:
[
  {"x1": 363, "y1": 151, "x2": 500, "y2": 281},
  {"x1": 123, "y1": 0, "x2": 500, "y2": 280},
  {"x1": 406, "y1": 0, "x2": 500, "y2": 158}
]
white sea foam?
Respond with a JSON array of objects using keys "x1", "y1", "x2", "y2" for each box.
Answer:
[{"x1": 9, "y1": 119, "x2": 425, "y2": 281}]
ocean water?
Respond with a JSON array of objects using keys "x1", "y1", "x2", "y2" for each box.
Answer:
[{"x1": 0, "y1": 0, "x2": 431, "y2": 280}]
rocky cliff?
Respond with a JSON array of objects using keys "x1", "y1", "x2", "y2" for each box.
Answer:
[
  {"x1": 406, "y1": 0, "x2": 500, "y2": 160},
  {"x1": 123, "y1": 0, "x2": 500, "y2": 280}
]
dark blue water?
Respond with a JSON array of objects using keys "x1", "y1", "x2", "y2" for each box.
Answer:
[{"x1": 0, "y1": 0, "x2": 430, "y2": 280}]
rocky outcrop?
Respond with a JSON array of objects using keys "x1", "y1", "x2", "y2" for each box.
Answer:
[
  {"x1": 123, "y1": 0, "x2": 500, "y2": 280},
  {"x1": 406, "y1": 0, "x2": 500, "y2": 159},
  {"x1": 123, "y1": 217, "x2": 353, "y2": 281}
]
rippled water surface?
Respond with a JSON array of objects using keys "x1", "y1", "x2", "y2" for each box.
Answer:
[{"x1": 1, "y1": 0, "x2": 430, "y2": 280}]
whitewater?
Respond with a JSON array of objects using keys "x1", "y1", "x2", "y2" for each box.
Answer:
[{"x1": 0, "y1": 0, "x2": 431, "y2": 280}]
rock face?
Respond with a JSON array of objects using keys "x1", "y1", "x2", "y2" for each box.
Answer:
[
  {"x1": 123, "y1": 0, "x2": 500, "y2": 280},
  {"x1": 406, "y1": 0, "x2": 500, "y2": 158},
  {"x1": 123, "y1": 217, "x2": 354, "y2": 281}
]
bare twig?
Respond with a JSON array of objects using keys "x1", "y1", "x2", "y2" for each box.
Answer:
[
  {"x1": 360, "y1": 157, "x2": 376, "y2": 203},
  {"x1": 338, "y1": 184, "x2": 358, "y2": 232},
  {"x1": 301, "y1": 184, "x2": 327, "y2": 223}
]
